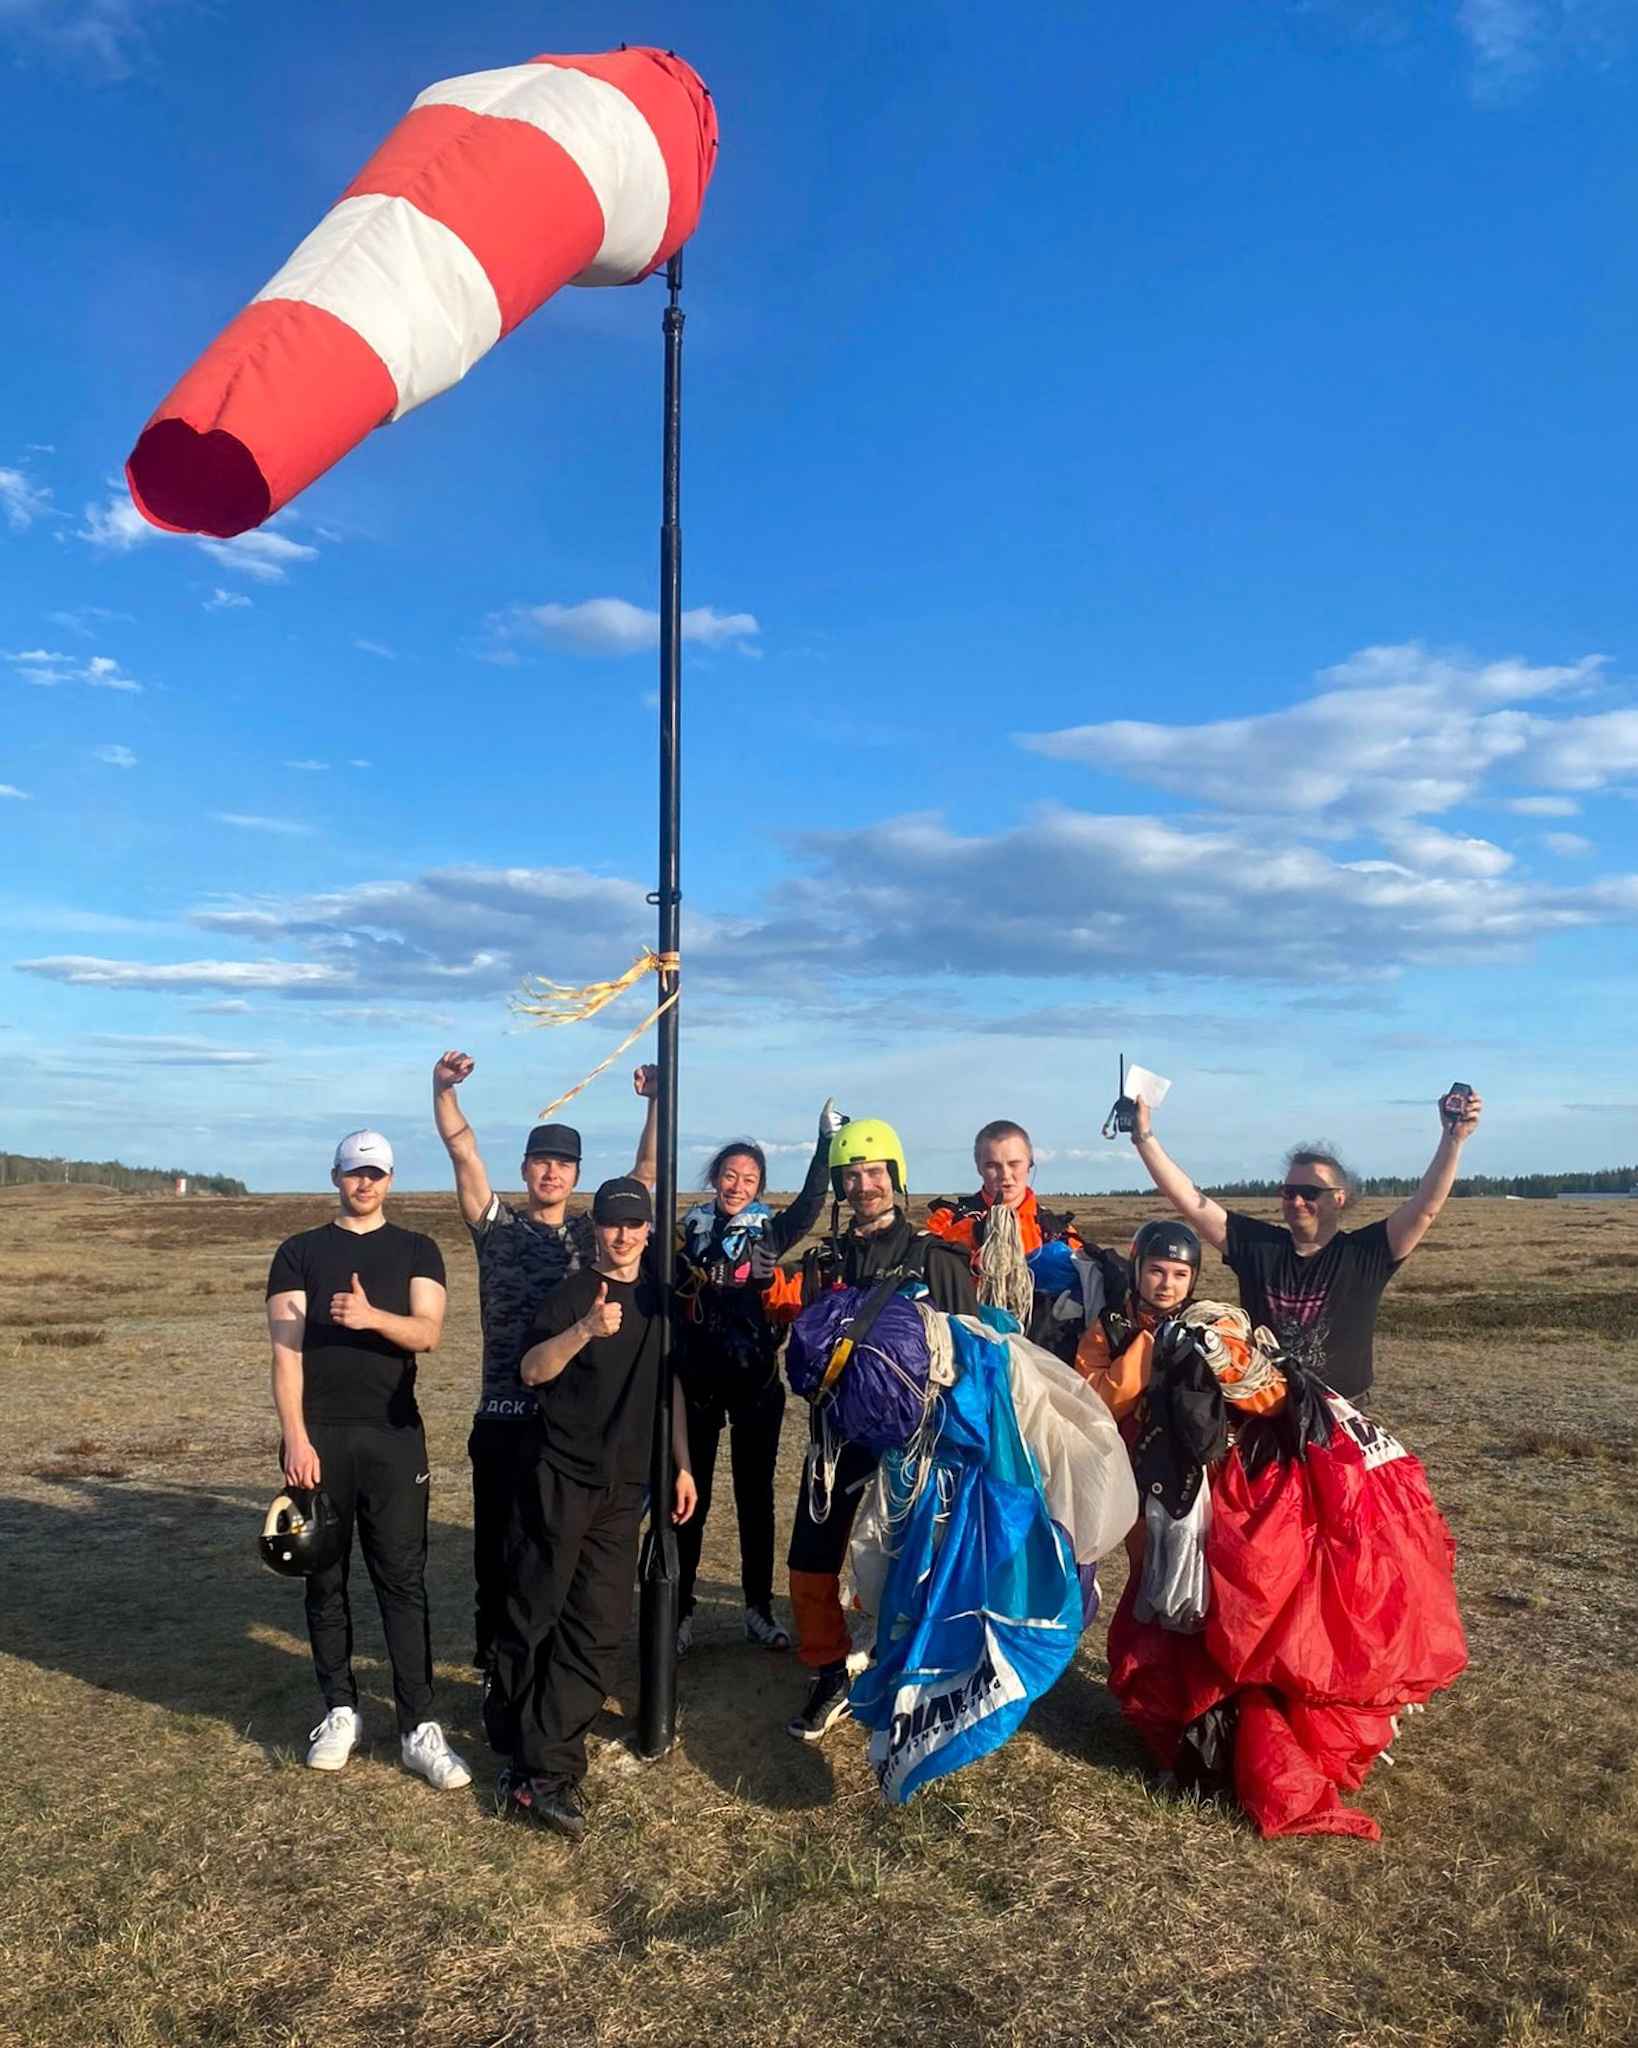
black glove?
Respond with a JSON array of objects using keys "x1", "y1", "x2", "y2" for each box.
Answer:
[{"x1": 705, "y1": 1240, "x2": 777, "y2": 1290}]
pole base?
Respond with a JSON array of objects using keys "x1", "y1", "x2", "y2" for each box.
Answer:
[{"x1": 635, "y1": 1523, "x2": 679, "y2": 1760}]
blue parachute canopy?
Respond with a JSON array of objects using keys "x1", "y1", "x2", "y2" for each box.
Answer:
[
  {"x1": 1027, "y1": 1239, "x2": 1079, "y2": 1299},
  {"x1": 849, "y1": 1317, "x2": 1082, "y2": 1802}
]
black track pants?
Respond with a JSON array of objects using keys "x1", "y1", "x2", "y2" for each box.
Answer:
[
  {"x1": 303, "y1": 1420, "x2": 435, "y2": 1736},
  {"x1": 468, "y1": 1418, "x2": 534, "y2": 1670},
  {"x1": 493, "y1": 1455, "x2": 644, "y2": 1784},
  {"x1": 676, "y1": 1374, "x2": 786, "y2": 1618}
]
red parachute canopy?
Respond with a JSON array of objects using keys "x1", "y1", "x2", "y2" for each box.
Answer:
[{"x1": 126, "y1": 48, "x2": 717, "y2": 539}]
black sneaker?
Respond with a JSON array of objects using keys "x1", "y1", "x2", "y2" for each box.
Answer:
[
  {"x1": 785, "y1": 1662, "x2": 852, "y2": 1743},
  {"x1": 502, "y1": 1771, "x2": 587, "y2": 1842}
]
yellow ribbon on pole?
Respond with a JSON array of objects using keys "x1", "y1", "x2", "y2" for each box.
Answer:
[{"x1": 510, "y1": 948, "x2": 680, "y2": 1119}]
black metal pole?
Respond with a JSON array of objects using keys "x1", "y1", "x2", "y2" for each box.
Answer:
[{"x1": 637, "y1": 250, "x2": 685, "y2": 1759}]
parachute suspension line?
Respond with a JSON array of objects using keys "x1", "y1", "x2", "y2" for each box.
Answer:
[
  {"x1": 976, "y1": 1199, "x2": 1035, "y2": 1327},
  {"x1": 509, "y1": 947, "x2": 682, "y2": 1118}
]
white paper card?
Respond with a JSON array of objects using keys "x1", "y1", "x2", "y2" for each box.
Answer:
[{"x1": 1124, "y1": 1063, "x2": 1171, "y2": 1108}]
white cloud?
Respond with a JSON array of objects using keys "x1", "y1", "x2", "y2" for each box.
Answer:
[
  {"x1": 1456, "y1": 0, "x2": 1630, "y2": 101},
  {"x1": 4, "y1": 646, "x2": 141, "y2": 692},
  {"x1": 83, "y1": 1032, "x2": 269, "y2": 1067},
  {"x1": 1378, "y1": 822, "x2": 1513, "y2": 878},
  {"x1": 48, "y1": 605, "x2": 134, "y2": 636},
  {"x1": 0, "y1": 1, "x2": 169, "y2": 79},
  {"x1": 1506, "y1": 794, "x2": 1580, "y2": 816},
  {"x1": 491, "y1": 596, "x2": 761, "y2": 658},
  {"x1": 94, "y1": 744, "x2": 138, "y2": 769},
  {"x1": 17, "y1": 957, "x2": 346, "y2": 992},
  {"x1": 284, "y1": 760, "x2": 330, "y2": 773},
  {"x1": 1543, "y1": 831, "x2": 1594, "y2": 857},
  {"x1": 78, "y1": 490, "x2": 159, "y2": 551},
  {"x1": 0, "y1": 465, "x2": 53, "y2": 530},
  {"x1": 211, "y1": 813, "x2": 315, "y2": 836},
  {"x1": 353, "y1": 638, "x2": 395, "y2": 659},
  {"x1": 196, "y1": 529, "x2": 319, "y2": 583},
  {"x1": 1018, "y1": 643, "x2": 1621, "y2": 824},
  {"x1": 190, "y1": 998, "x2": 253, "y2": 1015},
  {"x1": 205, "y1": 587, "x2": 253, "y2": 611},
  {"x1": 348, "y1": 759, "x2": 372, "y2": 769},
  {"x1": 0, "y1": 784, "x2": 30, "y2": 801}
]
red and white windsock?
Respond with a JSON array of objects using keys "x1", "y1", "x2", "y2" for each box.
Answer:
[{"x1": 126, "y1": 48, "x2": 717, "y2": 539}]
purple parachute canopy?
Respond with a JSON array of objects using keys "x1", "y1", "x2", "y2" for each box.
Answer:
[{"x1": 786, "y1": 1285, "x2": 936, "y2": 1453}]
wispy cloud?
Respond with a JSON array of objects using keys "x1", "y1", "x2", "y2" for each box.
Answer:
[
  {"x1": 353, "y1": 638, "x2": 395, "y2": 659},
  {"x1": 4, "y1": 647, "x2": 142, "y2": 692},
  {"x1": 283, "y1": 760, "x2": 330, "y2": 773},
  {"x1": 205, "y1": 587, "x2": 253, "y2": 611},
  {"x1": 0, "y1": 465, "x2": 53, "y2": 531},
  {"x1": 488, "y1": 596, "x2": 761, "y2": 659},
  {"x1": 0, "y1": 784, "x2": 31, "y2": 801},
  {"x1": 78, "y1": 490, "x2": 158, "y2": 551},
  {"x1": 17, "y1": 957, "x2": 345, "y2": 992},
  {"x1": 94, "y1": 744, "x2": 138, "y2": 769},
  {"x1": 0, "y1": 1, "x2": 173, "y2": 80},
  {"x1": 1506, "y1": 794, "x2": 1580, "y2": 816},
  {"x1": 1543, "y1": 830, "x2": 1593, "y2": 857},
  {"x1": 1456, "y1": 0, "x2": 1631, "y2": 101},
  {"x1": 48, "y1": 605, "x2": 134, "y2": 636},
  {"x1": 211, "y1": 813, "x2": 315, "y2": 836},
  {"x1": 84, "y1": 1032, "x2": 269, "y2": 1067},
  {"x1": 196, "y1": 529, "x2": 319, "y2": 583}
]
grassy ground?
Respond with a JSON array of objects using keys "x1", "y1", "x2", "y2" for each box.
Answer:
[{"x1": 1, "y1": 1184, "x2": 1635, "y2": 2048}]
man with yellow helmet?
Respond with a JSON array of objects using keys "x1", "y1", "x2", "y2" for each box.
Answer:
[{"x1": 777, "y1": 1115, "x2": 977, "y2": 1742}]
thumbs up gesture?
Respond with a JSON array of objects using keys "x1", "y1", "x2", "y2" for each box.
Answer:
[
  {"x1": 330, "y1": 1271, "x2": 378, "y2": 1330},
  {"x1": 583, "y1": 1279, "x2": 623, "y2": 1339}
]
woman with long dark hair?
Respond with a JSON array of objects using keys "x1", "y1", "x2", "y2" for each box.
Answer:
[{"x1": 673, "y1": 1099, "x2": 843, "y2": 1656}]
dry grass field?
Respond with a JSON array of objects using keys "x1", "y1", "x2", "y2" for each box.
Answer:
[{"x1": 1, "y1": 1182, "x2": 1635, "y2": 2048}]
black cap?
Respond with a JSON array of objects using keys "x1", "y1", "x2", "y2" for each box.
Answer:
[
  {"x1": 592, "y1": 1176, "x2": 653, "y2": 1226},
  {"x1": 524, "y1": 1122, "x2": 582, "y2": 1161}
]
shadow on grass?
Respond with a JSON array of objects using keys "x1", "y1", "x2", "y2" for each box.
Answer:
[
  {"x1": 670, "y1": 1583, "x2": 841, "y2": 1812},
  {"x1": 0, "y1": 1477, "x2": 485, "y2": 1756}
]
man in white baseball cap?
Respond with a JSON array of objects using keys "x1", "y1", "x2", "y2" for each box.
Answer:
[{"x1": 265, "y1": 1127, "x2": 471, "y2": 1790}]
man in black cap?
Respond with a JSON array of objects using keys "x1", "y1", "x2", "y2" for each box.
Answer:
[
  {"x1": 494, "y1": 1175, "x2": 696, "y2": 1841},
  {"x1": 431, "y1": 1052, "x2": 659, "y2": 1724}
]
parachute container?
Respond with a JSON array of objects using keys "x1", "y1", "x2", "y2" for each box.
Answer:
[{"x1": 125, "y1": 48, "x2": 718, "y2": 537}]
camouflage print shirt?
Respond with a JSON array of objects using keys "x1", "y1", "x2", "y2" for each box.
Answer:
[{"x1": 469, "y1": 1196, "x2": 598, "y2": 1421}]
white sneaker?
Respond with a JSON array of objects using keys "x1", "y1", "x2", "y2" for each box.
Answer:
[
  {"x1": 306, "y1": 1706, "x2": 360, "y2": 1771},
  {"x1": 676, "y1": 1614, "x2": 694, "y2": 1660},
  {"x1": 743, "y1": 1606, "x2": 790, "y2": 1651},
  {"x1": 401, "y1": 1719, "x2": 472, "y2": 1791}
]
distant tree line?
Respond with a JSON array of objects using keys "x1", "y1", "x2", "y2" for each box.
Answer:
[
  {"x1": 0, "y1": 1152, "x2": 248, "y2": 1196},
  {"x1": 1197, "y1": 1167, "x2": 1638, "y2": 1200}
]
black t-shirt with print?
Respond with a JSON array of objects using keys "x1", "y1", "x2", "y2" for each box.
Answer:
[
  {"x1": 527, "y1": 1267, "x2": 661, "y2": 1488},
  {"x1": 1223, "y1": 1212, "x2": 1401, "y2": 1400},
  {"x1": 267, "y1": 1220, "x2": 446, "y2": 1427},
  {"x1": 469, "y1": 1197, "x2": 598, "y2": 1422}
]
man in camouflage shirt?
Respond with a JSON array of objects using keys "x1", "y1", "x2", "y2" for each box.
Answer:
[{"x1": 432, "y1": 1052, "x2": 658, "y2": 1737}]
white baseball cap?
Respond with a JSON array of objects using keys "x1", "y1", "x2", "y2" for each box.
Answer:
[{"x1": 334, "y1": 1129, "x2": 394, "y2": 1175}]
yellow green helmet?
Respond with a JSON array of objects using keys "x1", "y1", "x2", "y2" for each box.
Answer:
[{"x1": 828, "y1": 1117, "x2": 908, "y2": 1199}]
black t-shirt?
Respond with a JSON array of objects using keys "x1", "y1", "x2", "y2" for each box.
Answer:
[
  {"x1": 527, "y1": 1266, "x2": 661, "y2": 1488},
  {"x1": 469, "y1": 1197, "x2": 597, "y2": 1422},
  {"x1": 1223, "y1": 1212, "x2": 1401, "y2": 1400},
  {"x1": 267, "y1": 1220, "x2": 447, "y2": 1427}
]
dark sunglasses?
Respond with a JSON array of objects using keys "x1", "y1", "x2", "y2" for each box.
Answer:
[{"x1": 1280, "y1": 1182, "x2": 1337, "y2": 1202}]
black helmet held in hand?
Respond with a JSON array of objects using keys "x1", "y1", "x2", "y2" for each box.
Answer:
[
  {"x1": 259, "y1": 1486, "x2": 344, "y2": 1578},
  {"x1": 1129, "y1": 1219, "x2": 1202, "y2": 1308}
]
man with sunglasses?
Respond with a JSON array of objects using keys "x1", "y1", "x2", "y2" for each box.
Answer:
[{"x1": 1129, "y1": 1088, "x2": 1484, "y2": 1401}]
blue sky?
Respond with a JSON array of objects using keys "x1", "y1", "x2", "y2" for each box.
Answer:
[{"x1": 4, "y1": 0, "x2": 1638, "y2": 1194}]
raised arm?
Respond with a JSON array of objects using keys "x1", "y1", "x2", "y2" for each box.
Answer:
[
  {"x1": 267, "y1": 1288, "x2": 318, "y2": 1487},
  {"x1": 1129, "y1": 1097, "x2": 1229, "y2": 1253},
  {"x1": 1384, "y1": 1089, "x2": 1484, "y2": 1261},
  {"x1": 632, "y1": 1064, "x2": 660, "y2": 1188},
  {"x1": 433, "y1": 1050, "x2": 494, "y2": 1226},
  {"x1": 770, "y1": 1097, "x2": 844, "y2": 1253}
]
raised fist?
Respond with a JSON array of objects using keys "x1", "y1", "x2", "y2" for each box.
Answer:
[
  {"x1": 634, "y1": 1064, "x2": 660, "y2": 1100},
  {"x1": 434, "y1": 1050, "x2": 475, "y2": 1090}
]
